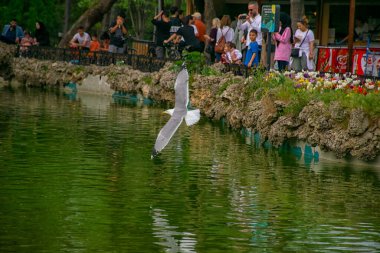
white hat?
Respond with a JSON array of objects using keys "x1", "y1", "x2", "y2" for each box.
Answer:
[{"x1": 192, "y1": 12, "x2": 201, "y2": 19}]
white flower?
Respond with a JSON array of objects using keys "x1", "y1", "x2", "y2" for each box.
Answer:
[
  {"x1": 337, "y1": 84, "x2": 344, "y2": 89},
  {"x1": 367, "y1": 85, "x2": 375, "y2": 90}
]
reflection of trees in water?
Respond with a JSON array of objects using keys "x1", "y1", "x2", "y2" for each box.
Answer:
[
  {"x1": 150, "y1": 118, "x2": 380, "y2": 250},
  {"x1": 2, "y1": 88, "x2": 380, "y2": 251},
  {"x1": 152, "y1": 208, "x2": 197, "y2": 253}
]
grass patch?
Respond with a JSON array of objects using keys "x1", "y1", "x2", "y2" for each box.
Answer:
[{"x1": 141, "y1": 75, "x2": 153, "y2": 85}]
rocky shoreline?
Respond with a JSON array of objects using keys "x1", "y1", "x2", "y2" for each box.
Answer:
[{"x1": 1, "y1": 42, "x2": 379, "y2": 163}]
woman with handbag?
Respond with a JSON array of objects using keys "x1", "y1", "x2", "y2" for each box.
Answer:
[
  {"x1": 272, "y1": 13, "x2": 293, "y2": 71},
  {"x1": 215, "y1": 15, "x2": 235, "y2": 63},
  {"x1": 291, "y1": 16, "x2": 315, "y2": 72},
  {"x1": 204, "y1": 18, "x2": 220, "y2": 63}
]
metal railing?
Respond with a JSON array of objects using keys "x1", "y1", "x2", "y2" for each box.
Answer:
[
  {"x1": 17, "y1": 44, "x2": 166, "y2": 73},
  {"x1": 222, "y1": 63, "x2": 251, "y2": 78},
  {"x1": 16, "y1": 42, "x2": 254, "y2": 77}
]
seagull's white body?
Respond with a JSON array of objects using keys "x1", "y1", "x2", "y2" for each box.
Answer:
[{"x1": 151, "y1": 66, "x2": 200, "y2": 158}]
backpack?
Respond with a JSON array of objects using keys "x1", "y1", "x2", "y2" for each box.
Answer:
[{"x1": 215, "y1": 28, "x2": 230, "y2": 53}]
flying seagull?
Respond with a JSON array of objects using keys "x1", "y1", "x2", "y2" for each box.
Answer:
[{"x1": 151, "y1": 64, "x2": 200, "y2": 159}]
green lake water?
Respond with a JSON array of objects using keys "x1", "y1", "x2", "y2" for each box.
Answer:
[{"x1": 0, "y1": 87, "x2": 380, "y2": 253}]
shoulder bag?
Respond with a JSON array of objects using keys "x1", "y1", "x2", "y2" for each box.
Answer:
[
  {"x1": 291, "y1": 30, "x2": 309, "y2": 58},
  {"x1": 215, "y1": 28, "x2": 230, "y2": 54}
]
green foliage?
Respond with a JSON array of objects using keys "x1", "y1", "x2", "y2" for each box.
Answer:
[
  {"x1": 77, "y1": 0, "x2": 98, "y2": 8},
  {"x1": 142, "y1": 75, "x2": 153, "y2": 85},
  {"x1": 74, "y1": 66, "x2": 85, "y2": 74},
  {"x1": 0, "y1": 0, "x2": 92, "y2": 46},
  {"x1": 41, "y1": 65, "x2": 49, "y2": 72},
  {"x1": 118, "y1": 0, "x2": 156, "y2": 39},
  {"x1": 339, "y1": 92, "x2": 380, "y2": 117},
  {"x1": 282, "y1": 89, "x2": 313, "y2": 116},
  {"x1": 171, "y1": 52, "x2": 219, "y2": 77},
  {"x1": 0, "y1": 0, "x2": 176, "y2": 44},
  {"x1": 217, "y1": 78, "x2": 238, "y2": 95}
]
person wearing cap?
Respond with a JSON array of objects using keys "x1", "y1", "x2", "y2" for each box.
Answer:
[{"x1": 192, "y1": 12, "x2": 206, "y2": 51}]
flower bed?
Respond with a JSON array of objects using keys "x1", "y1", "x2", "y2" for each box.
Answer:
[
  {"x1": 255, "y1": 70, "x2": 380, "y2": 118},
  {"x1": 283, "y1": 71, "x2": 380, "y2": 95}
]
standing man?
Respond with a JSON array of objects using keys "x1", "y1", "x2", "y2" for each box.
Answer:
[
  {"x1": 238, "y1": 1, "x2": 262, "y2": 61},
  {"x1": 1, "y1": 19, "x2": 24, "y2": 44},
  {"x1": 109, "y1": 13, "x2": 128, "y2": 54},
  {"x1": 152, "y1": 10, "x2": 171, "y2": 59},
  {"x1": 169, "y1": 6, "x2": 182, "y2": 35},
  {"x1": 192, "y1": 12, "x2": 206, "y2": 51}
]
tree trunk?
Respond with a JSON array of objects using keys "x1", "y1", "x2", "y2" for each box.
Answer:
[
  {"x1": 63, "y1": 0, "x2": 71, "y2": 34},
  {"x1": 128, "y1": 1, "x2": 147, "y2": 39},
  {"x1": 203, "y1": 0, "x2": 216, "y2": 32},
  {"x1": 59, "y1": 0, "x2": 118, "y2": 47},
  {"x1": 290, "y1": 0, "x2": 304, "y2": 32},
  {"x1": 101, "y1": 10, "x2": 111, "y2": 32}
]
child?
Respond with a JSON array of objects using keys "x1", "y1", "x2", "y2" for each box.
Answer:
[
  {"x1": 221, "y1": 44, "x2": 229, "y2": 64},
  {"x1": 227, "y1": 42, "x2": 242, "y2": 64},
  {"x1": 100, "y1": 32, "x2": 110, "y2": 51},
  {"x1": 89, "y1": 34, "x2": 100, "y2": 52},
  {"x1": 20, "y1": 30, "x2": 36, "y2": 54},
  {"x1": 244, "y1": 29, "x2": 259, "y2": 68}
]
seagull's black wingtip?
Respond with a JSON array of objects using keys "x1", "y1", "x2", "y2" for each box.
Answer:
[
  {"x1": 181, "y1": 61, "x2": 187, "y2": 70},
  {"x1": 151, "y1": 148, "x2": 159, "y2": 159}
]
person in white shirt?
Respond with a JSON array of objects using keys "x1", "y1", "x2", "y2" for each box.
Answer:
[
  {"x1": 291, "y1": 16, "x2": 315, "y2": 71},
  {"x1": 237, "y1": 1, "x2": 262, "y2": 62},
  {"x1": 226, "y1": 42, "x2": 242, "y2": 64},
  {"x1": 70, "y1": 26, "x2": 91, "y2": 50}
]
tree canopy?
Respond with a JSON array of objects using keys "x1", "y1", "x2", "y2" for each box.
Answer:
[{"x1": 0, "y1": 0, "x2": 183, "y2": 46}]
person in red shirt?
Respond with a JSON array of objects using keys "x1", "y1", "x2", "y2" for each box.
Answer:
[
  {"x1": 192, "y1": 12, "x2": 206, "y2": 52},
  {"x1": 89, "y1": 34, "x2": 100, "y2": 52}
]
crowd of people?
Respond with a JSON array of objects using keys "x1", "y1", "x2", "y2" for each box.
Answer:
[
  {"x1": 1, "y1": 1, "x2": 318, "y2": 72},
  {"x1": 0, "y1": 14, "x2": 124, "y2": 55},
  {"x1": 1, "y1": 19, "x2": 50, "y2": 48},
  {"x1": 149, "y1": 1, "x2": 317, "y2": 72}
]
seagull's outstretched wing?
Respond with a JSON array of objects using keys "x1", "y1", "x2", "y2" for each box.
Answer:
[
  {"x1": 151, "y1": 65, "x2": 200, "y2": 158},
  {"x1": 151, "y1": 66, "x2": 189, "y2": 158},
  {"x1": 151, "y1": 113, "x2": 183, "y2": 158}
]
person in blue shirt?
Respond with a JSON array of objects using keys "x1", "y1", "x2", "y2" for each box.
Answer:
[
  {"x1": 1, "y1": 19, "x2": 24, "y2": 44},
  {"x1": 244, "y1": 29, "x2": 259, "y2": 68}
]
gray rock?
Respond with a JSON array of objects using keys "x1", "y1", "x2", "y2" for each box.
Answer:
[
  {"x1": 348, "y1": 109, "x2": 369, "y2": 136},
  {"x1": 329, "y1": 102, "x2": 347, "y2": 121}
]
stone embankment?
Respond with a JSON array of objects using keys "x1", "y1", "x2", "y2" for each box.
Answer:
[{"x1": 1, "y1": 42, "x2": 379, "y2": 163}]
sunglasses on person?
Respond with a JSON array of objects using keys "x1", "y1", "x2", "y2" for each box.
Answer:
[{"x1": 248, "y1": 9, "x2": 254, "y2": 12}]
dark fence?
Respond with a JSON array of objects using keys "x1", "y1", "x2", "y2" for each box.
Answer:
[
  {"x1": 17, "y1": 43, "x2": 166, "y2": 73},
  {"x1": 222, "y1": 63, "x2": 252, "y2": 78},
  {"x1": 16, "y1": 41, "x2": 252, "y2": 76}
]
